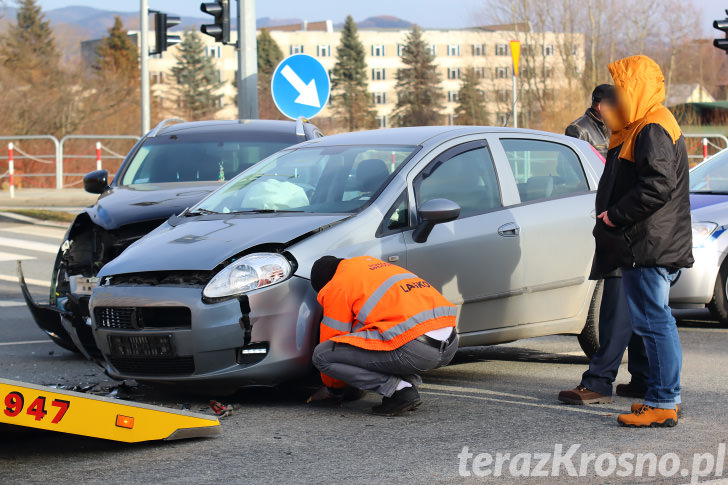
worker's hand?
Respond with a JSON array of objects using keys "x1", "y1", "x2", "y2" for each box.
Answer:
[
  {"x1": 306, "y1": 385, "x2": 343, "y2": 406},
  {"x1": 597, "y1": 211, "x2": 616, "y2": 228}
]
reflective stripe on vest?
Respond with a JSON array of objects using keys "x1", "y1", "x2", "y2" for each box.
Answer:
[
  {"x1": 355, "y1": 272, "x2": 417, "y2": 323},
  {"x1": 322, "y1": 316, "x2": 352, "y2": 333},
  {"x1": 343, "y1": 306, "x2": 457, "y2": 342}
]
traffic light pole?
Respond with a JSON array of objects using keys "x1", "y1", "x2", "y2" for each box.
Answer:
[
  {"x1": 140, "y1": 0, "x2": 150, "y2": 135},
  {"x1": 237, "y1": 0, "x2": 258, "y2": 119}
]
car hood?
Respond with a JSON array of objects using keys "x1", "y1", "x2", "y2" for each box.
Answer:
[
  {"x1": 87, "y1": 182, "x2": 220, "y2": 230},
  {"x1": 690, "y1": 193, "x2": 728, "y2": 222},
  {"x1": 97, "y1": 213, "x2": 349, "y2": 275}
]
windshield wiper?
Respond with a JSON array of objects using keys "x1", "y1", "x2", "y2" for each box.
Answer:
[
  {"x1": 229, "y1": 209, "x2": 303, "y2": 214},
  {"x1": 691, "y1": 191, "x2": 728, "y2": 195},
  {"x1": 185, "y1": 208, "x2": 219, "y2": 216}
]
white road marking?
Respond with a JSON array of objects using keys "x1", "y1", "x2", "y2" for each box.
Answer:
[
  {"x1": 0, "y1": 236, "x2": 58, "y2": 254},
  {"x1": 0, "y1": 339, "x2": 54, "y2": 346},
  {"x1": 422, "y1": 382, "x2": 541, "y2": 401},
  {"x1": 0, "y1": 274, "x2": 50, "y2": 288},
  {"x1": 422, "y1": 390, "x2": 622, "y2": 417},
  {"x1": 0, "y1": 300, "x2": 26, "y2": 307},
  {"x1": 2, "y1": 225, "x2": 66, "y2": 240},
  {"x1": 0, "y1": 251, "x2": 36, "y2": 262}
]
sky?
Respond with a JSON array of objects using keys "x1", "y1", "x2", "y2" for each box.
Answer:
[
  {"x1": 27, "y1": 0, "x2": 728, "y2": 34},
  {"x1": 33, "y1": 0, "x2": 485, "y2": 29}
]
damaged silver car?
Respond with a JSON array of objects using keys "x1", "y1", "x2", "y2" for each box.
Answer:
[{"x1": 89, "y1": 126, "x2": 604, "y2": 391}]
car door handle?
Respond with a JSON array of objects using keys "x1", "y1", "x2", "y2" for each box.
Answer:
[{"x1": 498, "y1": 222, "x2": 520, "y2": 237}]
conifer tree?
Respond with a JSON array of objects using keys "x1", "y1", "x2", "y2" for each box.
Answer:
[
  {"x1": 172, "y1": 29, "x2": 224, "y2": 120},
  {"x1": 95, "y1": 16, "x2": 139, "y2": 82},
  {"x1": 391, "y1": 24, "x2": 443, "y2": 127},
  {"x1": 0, "y1": 0, "x2": 58, "y2": 79},
  {"x1": 331, "y1": 15, "x2": 377, "y2": 131},
  {"x1": 454, "y1": 67, "x2": 488, "y2": 125}
]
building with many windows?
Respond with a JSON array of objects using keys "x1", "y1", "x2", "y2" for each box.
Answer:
[{"x1": 82, "y1": 21, "x2": 584, "y2": 128}]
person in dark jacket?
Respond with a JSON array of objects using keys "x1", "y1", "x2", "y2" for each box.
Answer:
[
  {"x1": 597, "y1": 55, "x2": 693, "y2": 428},
  {"x1": 559, "y1": 84, "x2": 649, "y2": 407},
  {"x1": 565, "y1": 84, "x2": 614, "y2": 158}
]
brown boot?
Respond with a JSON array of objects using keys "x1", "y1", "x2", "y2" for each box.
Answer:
[
  {"x1": 558, "y1": 385, "x2": 613, "y2": 405},
  {"x1": 618, "y1": 405, "x2": 677, "y2": 428},
  {"x1": 616, "y1": 382, "x2": 647, "y2": 398}
]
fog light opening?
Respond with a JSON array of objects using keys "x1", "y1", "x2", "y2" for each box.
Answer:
[{"x1": 237, "y1": 343, "x2": 269, "y2": 366}]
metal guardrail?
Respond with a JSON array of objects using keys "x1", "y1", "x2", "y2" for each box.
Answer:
[
  {"x1": 59, "y1": 135, "x2": 140, "y2": 189},
  {"x1": 684, "y1": 134, "x2": 728, "y2": 164},
  {"x1": 0, "y1": 134, "x2": 139, "y2": 191}
]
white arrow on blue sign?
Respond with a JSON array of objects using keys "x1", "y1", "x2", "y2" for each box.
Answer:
[{"x1": 271, "y1": 54, "x2": 331, "y2": 120}]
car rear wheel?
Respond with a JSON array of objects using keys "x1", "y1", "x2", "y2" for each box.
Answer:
[
  {"x1": 578, "y1": 280, "x2": 602, "y2": 359},
  {"x1": 708, "y1": 259, "x2": 728, "y2": 327}
]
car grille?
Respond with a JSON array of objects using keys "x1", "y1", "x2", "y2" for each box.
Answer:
[
  {"x1": 95, "y1": 307, "x2": 191, "y2": 329},
  {"x1": 109, "y1": 357, "x2": 195, "y2": 376}
]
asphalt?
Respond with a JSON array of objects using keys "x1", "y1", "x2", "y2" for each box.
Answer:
[{"x1": 0, "y1": 220, "x2": 727, "y2": 484}]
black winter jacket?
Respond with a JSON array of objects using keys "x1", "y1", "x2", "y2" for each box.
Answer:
[
  {"x1": 592, "y1": 123, "x2": 693, "y2": 277},
  {"x1": 565, "y1": 108, "x2": 610, "y2": 159}
]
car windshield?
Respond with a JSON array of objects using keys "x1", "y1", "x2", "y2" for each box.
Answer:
[
  {"x1": 690, "y1": 150, "x2": 728, "y2": 194},
  {"x1": 192, "y1": 144, "x2": 417, "y2": 214},
  {"x1": 119, "y1": 133, "x2": 294, "y2": 186}
]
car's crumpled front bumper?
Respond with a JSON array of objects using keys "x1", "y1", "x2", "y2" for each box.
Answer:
[
  {"x1": 89, "y1": 275, "x2": 321, "y2": 390},
  {"x1": 670, "y1": 246, "x2": 723, "y2": 307}
]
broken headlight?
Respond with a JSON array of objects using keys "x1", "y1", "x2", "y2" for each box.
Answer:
[{"x1": 203, "y1": 253, "x2": 291, "y2": 300}]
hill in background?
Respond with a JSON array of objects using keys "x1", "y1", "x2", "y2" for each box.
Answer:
[{"x1": 0, "y1": 5, "x2": 413, "y2": 59}]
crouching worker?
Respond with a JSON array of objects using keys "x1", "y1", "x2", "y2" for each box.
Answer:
[{"x1": 308, "y1": 255, "x2": 458, "y2": 416}]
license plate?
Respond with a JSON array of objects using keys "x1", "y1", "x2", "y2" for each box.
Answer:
[
  {"x1": 69, "y1": 275, "x2": 98, "y2": 296},
  {"x1": 108, "y1": 334, "x2": 176, "y2": 358}
]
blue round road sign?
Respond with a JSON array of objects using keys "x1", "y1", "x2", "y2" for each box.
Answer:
[{"x1": 271, "y1": 54, "x2": 330, "y2": 120}]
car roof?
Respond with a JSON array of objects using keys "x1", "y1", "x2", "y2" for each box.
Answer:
[
  {"x1": 296, "y1": 125, "x2": 573, "y2": 148},
  {"x1": 153, "y1": 119, "x2": 307, "y2": 137}
]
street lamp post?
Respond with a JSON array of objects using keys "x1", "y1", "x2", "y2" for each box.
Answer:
[
  {"x1": 140, "y1": 0, "x2": 150, "y2": 135},
  {"x1": 510, "y1": 40, "x2": 521, "y2": 129}
]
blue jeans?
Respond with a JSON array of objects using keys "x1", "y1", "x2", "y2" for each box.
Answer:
[
  {"x1": 621, "y1": 266, "x2": 682, "y2": 409},
  {"x1": 581, "y1": 277, "x2": 649, "y2": 396}
]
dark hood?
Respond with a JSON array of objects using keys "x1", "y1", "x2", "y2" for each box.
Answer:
[
  {"x1": 97, "y1": 213, "x2": 348, "y2": 275},
  {"x1": 86, "y1": 182, "x2": 220, "y2": 230}
]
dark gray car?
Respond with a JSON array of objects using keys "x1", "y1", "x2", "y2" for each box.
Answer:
[{"x1": 89, "y1": 126, "x2": 604, "y2": 391}]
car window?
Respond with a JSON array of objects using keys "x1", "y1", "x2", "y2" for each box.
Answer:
[
  {"x1": 413, "y1": 142, "x2": 501, "y2": 218},
  {"x1": 120, "y1": 135, "x2": 294, "y2": 186},
  {"x1": 380, "y1": 191, "x2": 409, "y2": 235},
  {"x1": 690, "y1": 151, "x2": 728, "y2": 193},
  {"x1": 194, "y1": 145, "x2": 418, "y2": 214},
  {"x1": 500, "y1": 138, "x2": 588, "y2": 203}
]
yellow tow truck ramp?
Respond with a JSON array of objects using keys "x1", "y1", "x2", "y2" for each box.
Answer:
[{"x1": 0, "y1": 378, "x2": 220, "y2": 443}]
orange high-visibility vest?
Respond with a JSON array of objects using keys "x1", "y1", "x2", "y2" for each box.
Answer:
[{"x1": 316, "y1": 256, "x2": 456, "y2": 386}]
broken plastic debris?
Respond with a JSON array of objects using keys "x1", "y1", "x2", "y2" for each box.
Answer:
[{"x1": 209, "y1": 400, "x2": 233, "y2": 417}]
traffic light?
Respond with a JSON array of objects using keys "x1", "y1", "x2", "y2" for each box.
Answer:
[
  {"x1": 152, "y1": 11, "x2": 181, "y2": 54},
  {"x1": 200, "y1": 1, "x2": 231, "y2": 44},
  {"x1": 714, "y1": 10, "x2": 728, "y2": 54}
]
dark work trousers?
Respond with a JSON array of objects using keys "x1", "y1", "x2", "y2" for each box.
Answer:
[
  {"x1": 312, "y1": 334, "x2": 459, "y2": 398},
  {"x1": 580, "y1": 277, "x2": 649, "y2": 396}
]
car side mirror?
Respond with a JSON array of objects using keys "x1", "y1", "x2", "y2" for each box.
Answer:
[
  {"x1": 83, "y1": 169, "x2": 109, "y2": 194},
  {"x1": 412, "y1": 198, "x2": 461, "y2": 243}
]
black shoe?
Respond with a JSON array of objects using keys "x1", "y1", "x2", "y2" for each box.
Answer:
[
  {"x1": 616, "y1": 382, "x2": 647, "y2": 399},
  {"x1": 372, "y1": 387, "x2": 422, "y2": 416}
]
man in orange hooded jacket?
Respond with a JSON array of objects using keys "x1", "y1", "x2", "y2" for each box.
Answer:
[
  {"x1": 308, "y1": 255, "x2": 458, "y2": 416},
  {"x1": 596, "y1": 55, "x2": 693, "y2": 427}
]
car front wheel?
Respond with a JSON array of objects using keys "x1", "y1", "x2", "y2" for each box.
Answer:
[
  {"x1": 708, "y1": 259, "x2": 728, "y2": 327},
  {"x1": 578, "y1": 280, "x2": 602, "y2": 359}
]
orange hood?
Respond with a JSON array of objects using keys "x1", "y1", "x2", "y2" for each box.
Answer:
[{"x1": 607, "y1": 55, "x2": 681, "y2": 162}]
